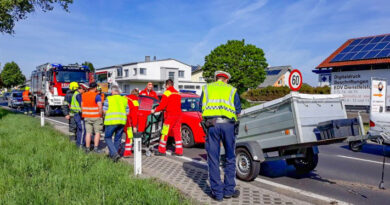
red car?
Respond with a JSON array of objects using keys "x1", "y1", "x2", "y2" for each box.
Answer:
[{"x1": 136, "y1": 93, "x2": 206, "y2": 148}]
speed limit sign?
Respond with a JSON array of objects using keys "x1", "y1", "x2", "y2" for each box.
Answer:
[{"x1": 288, "y1": 69, "x2": 302, "y2": 91}]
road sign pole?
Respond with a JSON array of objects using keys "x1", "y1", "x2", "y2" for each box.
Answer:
[{"x1": 40, "y1": 111, "x2": 44, "y2": 127}]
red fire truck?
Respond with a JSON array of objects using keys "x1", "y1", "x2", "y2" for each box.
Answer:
[{"x1": 30, "y1": 63, "x2": 90, "y2": 116}]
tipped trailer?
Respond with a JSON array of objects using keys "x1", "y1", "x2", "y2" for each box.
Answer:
[
  {"x1": 231, "y1": 92, "x2": 365, "y2": 181},
  {"x1": 30, "y1": 63, "x2": 90, "y2": 116}
]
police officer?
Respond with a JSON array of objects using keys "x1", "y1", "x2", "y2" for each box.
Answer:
[
  {"x1": 200, "y1": 71, "x2": 241, "y2": 201},
  {"x1": 70, "y1": 83, "x2": 88, "y2": 148},
  {"x1": 62, "y1": 82, "x2": 79, "y2": 141}
]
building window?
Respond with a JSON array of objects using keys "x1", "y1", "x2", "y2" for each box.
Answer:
[
  {"x1": 179, "y1": 71, "x2": 184, "y2": 78},
  {"x1": 117, "y1": 67, "x2": 123, "y2": 77},
  {"x1": 153, "y1": 85, "x2": 158, "y2": 90},
  {"x1": 133, "y1": 68, "x2": 137, "y2": 76},
  {"x1": 108, "y1": 72, "x2": 112, "y2": 78},
  {"x1": 196, "y1": 86, "x2": 200, "y2": 89},
  {"x1": 169, "y1": 72, "x2": 175, "y2": 81},
  {"x1": 140, "y1": 68, "x2": 147, "y2": 75},
  {"x1": 184, "y1": 85, "x2": 195, "y2": 89},
  {"x1": 124, "y1": 69, "x2": 129, "y2": 77},
  {"x1": 179, "y1": 85, "x2": 183, "y2": 89}
]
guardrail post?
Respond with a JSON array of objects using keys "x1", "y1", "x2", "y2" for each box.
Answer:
[
  {"x1": 40, "y1": 111, "x2": 44, "y2": 127},
  {"x1": 134, "y1": 133, "x2": 142, "y2": 175}
]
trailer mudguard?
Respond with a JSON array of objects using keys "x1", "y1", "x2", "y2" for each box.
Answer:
[{"x1": 236, "y1": 141, "x2": 265, "y2": 162}]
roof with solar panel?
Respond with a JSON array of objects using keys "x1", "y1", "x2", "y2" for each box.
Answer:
[{"x1": 317, "y1": 33, "x2": 390, "y2": 69}]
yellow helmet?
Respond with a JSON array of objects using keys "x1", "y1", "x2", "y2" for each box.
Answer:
[
  {"x1": 25, "y1": 86, "x2": 30, "y2": 90},
  {"x1": 69, "y1": 82, "x2": 79, "y2": 91}
]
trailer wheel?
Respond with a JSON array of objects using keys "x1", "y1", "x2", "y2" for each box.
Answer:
[
  {"x1": 290, "y1": 148, "x2": 318, "y2": 174},
  {"x1": 181, "y1": 125, "x2": 195, "y2": 148},
  {"x1": 236, "y1": 147, "x2": 260, "y2": 181},
  {"x1": 349, "y1": 141, "x2": 363, "y2": 152},
  {"x1": 45, "y1": 102, "x2": 52, "y2": 117}
]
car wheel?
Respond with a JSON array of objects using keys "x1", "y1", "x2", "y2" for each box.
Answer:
[
  {"x1": 45, "y1": 102, "x2": 52, "y2": 117},
  {"x1": 235, "y1": 147, "x2": 261, "y2": 181},
  {"x1": 182, "y1": 125, "x2": 195, "y2": 148}
]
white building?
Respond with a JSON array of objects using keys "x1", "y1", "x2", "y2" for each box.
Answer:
[{"x1": 96, "y1": 57, "x2": 206, "y2": 95}]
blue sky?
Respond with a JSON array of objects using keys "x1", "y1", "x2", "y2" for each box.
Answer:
[{"x1": 1, "y1": 0, "x2": 389, "y2": 85}]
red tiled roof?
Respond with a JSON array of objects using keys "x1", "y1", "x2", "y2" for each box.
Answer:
[{"x1": 316, "y1": 34, "x2": 390, "y2": 69}]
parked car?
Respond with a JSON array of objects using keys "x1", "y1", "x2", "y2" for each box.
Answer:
[
  {"x1": 137, "y1": 92, "x2": 206, "y2": 148},
  {"x1": 177, "y1": 93, "x2": 206, "y2": 148},
  {"x1": 3, "y1": 92, "x2": 11, "y2": 101},
  {"x1": 8, "y1": 91, "x2": 24, "y2": 108}
]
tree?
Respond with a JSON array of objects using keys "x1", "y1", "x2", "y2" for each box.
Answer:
[
  {"x1": 0, "y1": 0, "x2": 73, "y2": 34},
  {"x1": 82, "y1": 61, "x2": 95, "y2": 72},
  {"x1": 203, "y1": 39, "x2": 268, "y2": 94},
  {"x1": 1, "y1": 62, "x2": 26, "y2": 88}
]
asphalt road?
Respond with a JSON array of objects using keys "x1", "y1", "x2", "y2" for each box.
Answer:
[{"x1": 2, "y1": 99, "x2": 390, "y2": 204}]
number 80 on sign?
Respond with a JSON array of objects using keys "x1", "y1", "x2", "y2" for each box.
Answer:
[{"x1": 288, "y1": 69, "x2": 302, "y2": 91}]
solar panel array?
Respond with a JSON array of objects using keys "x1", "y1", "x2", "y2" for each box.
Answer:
[
  {"x1": 266, "y1": 70, "x2": 281, "y2": 75},
  {"x1": 331, "y1": 34, "x2": 390, "y2": 62}
]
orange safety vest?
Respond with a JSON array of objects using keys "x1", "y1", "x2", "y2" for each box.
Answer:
[
  {"x1": 100, "y1": 93, "x2": 105, "y2": 104},
  {"x1": 81, "y1": 91, "x2": 101, "y2": 118},
  {"x1": 23, "y1": 90, "x2": 31, "y2": 102}
]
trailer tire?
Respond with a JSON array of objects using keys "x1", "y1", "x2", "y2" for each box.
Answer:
[
  {"x1": 182, "y1": 125, "x2": 195, "y2": 148},
  {"x1": 236, "y1": 147, "x2": 260, "y2": 181},
  {"x1": 290, "y1": 148, "x2": 318, "y2": 174},
  {"x1": 349, "y1": 141, "x2": 362, "y2": 152}
]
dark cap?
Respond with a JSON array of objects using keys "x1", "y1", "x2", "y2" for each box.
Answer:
[{"x1": 89, "y1": 82, "x2": 97, "y2": 88}]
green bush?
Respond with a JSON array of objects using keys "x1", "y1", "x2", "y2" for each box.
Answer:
[
  {"x1": 242, "y1": 85, "x2": 330, "y2": 101},
  {"x1": 0, "y1": 109, "x2": 190, "y2": 205}
]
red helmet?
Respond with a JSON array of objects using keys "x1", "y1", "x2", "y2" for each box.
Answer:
[{"x1": 78, "y1": 83, "x2": 89, "y2": 90}]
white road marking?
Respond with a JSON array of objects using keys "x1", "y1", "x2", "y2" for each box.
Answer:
[
  {"x1": 42, "y1": 117, "x2": 69, "y2": 126},
  {"x1": 170, "y1": 152, "x2": 348, "y2": 204},
  {"x1": 337, "y1": 155, "x2": 390, "y2": 166},
  {"x1": 254, "y1": 178, "x2": 348, "y2": 205}
]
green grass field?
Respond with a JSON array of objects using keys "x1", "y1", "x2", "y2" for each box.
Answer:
[{"x1": 0, "y1": 109, "x2": 191, "y2": 204}]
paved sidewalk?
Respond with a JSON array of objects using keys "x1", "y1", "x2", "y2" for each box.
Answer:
[
  {"x1": 123, "y1": 156, "x2": 312, "y2": 205},
  {"x1": 43, "y1": 117, "x2": 313, "y2": 205}
]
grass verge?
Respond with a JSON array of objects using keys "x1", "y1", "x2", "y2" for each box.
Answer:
[{"x1": 0, "y1": 108, "x2": 191, "y2": 204}]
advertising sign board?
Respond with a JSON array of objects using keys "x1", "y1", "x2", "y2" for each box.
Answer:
[
  {"x1": 331, "y1": 69, "x2": 390, "y2": 106},
  {"x1": 370, "y1": 78, "x2": 387, "y2": 114}
]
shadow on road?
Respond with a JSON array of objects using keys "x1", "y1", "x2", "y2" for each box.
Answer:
[
  {"x1": 340, "y1": 144, "x2": 390, "y2": 157},
  {"x1": 260, "y1": 160, "x2": 336, "y2": 184},
  {"x1": 182, "y1": 161, "x2": 212, "y2": 197}
]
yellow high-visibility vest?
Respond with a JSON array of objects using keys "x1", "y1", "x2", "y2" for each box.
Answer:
[
  {"x1": 70, "y1": 91, "x2": 81, "y2": 115},
  {"x1": 202, "y1": 81, "x2": 237, "y2": 120},
  {"x1": 104, "y1": 95, "x2": 128, "y2": 125}
]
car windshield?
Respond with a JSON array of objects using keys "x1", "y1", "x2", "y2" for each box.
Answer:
[
  {"x1": 12, "y1": 93, "x2": 22, "y2": 97},
  {"x1": 138, "y1": 96, "x2": 160, "y2": 111},
  {"x1": 56, "y1": 71, "x2": 87, "y2": 83},
  {"x1": 96, "y1": 73, "x2": 108, "y2": 83},
  {"x1": 181, "y1": 97, "x2": 200, "y2": 112}
]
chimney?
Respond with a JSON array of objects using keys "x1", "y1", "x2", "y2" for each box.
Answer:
[
  {"x1": 153, "y1": 56, "x2": 157, "y2": 61},
  {"x1": 145, "y1": 56, "x2": 151, "y2": 62}
]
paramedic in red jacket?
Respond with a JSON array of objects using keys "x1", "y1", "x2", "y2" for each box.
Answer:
[
  {"x1": 140, "y1": 82, "x2": 158, "y2": 99},
  {"x1": 151, "y1": 79, "x2": 183, "y2": 156},
  {"x1": 123, "y1": 89, "x2": 139, "y2": 157}
]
